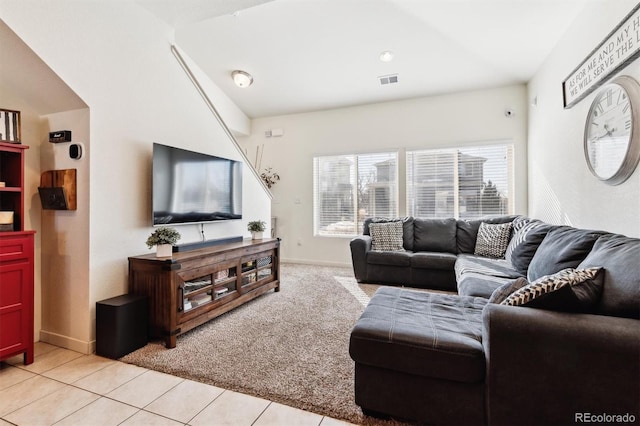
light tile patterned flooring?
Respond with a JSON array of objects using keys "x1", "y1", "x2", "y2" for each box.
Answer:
[{"x1": 0, "y1": 342, "x2": 355, "y2": 426}]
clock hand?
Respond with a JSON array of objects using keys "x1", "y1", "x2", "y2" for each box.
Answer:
[
  {"x1": 592, "y1": 123, "x2": 616, "y2": 141},
  {"x1": 603, "y1": 123, "x2": 615, "y2": 135},
  {"x1": 593, "y1": 128, "x2": 615, "y2": 141}
]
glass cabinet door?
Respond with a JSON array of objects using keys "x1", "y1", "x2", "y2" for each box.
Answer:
[{"x1": 179, "y1": 263, "x2": 238, "y2": 313}]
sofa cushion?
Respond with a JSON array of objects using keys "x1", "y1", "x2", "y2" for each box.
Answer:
[
  {"x1": 474, "y1": 222, "x2": 512, "y2": 258},
  {"x1": 488, "y1": 277, "x2": 530, "y2": 304},
  {"x1": 364, "y1": 217, "x2": 414, "y2": 251},
  {"x1": 455, "y1": 254, "x2": 524, "y2": 298},
  {"x1": 527, "y1": 226, "x2": 603, "y2": 282},
  {"x1": 410, "y1": 252, "x2": 457, "y2": 271},
  {"x1": 578, "y1": 234, "x2": 640, "y2": 319},
  {"x1": 504, "y1": 218, "x2": 554, "y2": 274},
  {"x1": 501, "y1": 268, "x2": 603, "y2": 313},
  {"x1": 413, "y1": 218, "x2": 457, "y2": 253},
  {"x1": 456, "y1": 254, "x2": 523, "y2": 280},
  {"x1": 367, "y1": 250, "x2": 412, "y2": 267},
  {"x1": 457, "y1": 273, "x2": 518, "y2": 298},
  {"x1": 370, "y1": 221, "x2": 404, "y2": 252},
  {"x1": 349, "y1": 287, "x2": 487, "y2": 383},
  {"x1": 456, "y1": 215, "x2": 517, "y2": 254}
]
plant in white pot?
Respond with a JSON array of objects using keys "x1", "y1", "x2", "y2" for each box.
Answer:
[
  {"x1": 247, "y1": 220, "x2": 266, "y2": 240},
  {"x1": 146, "y1": 226, "x2": 181, "y2": 257}
]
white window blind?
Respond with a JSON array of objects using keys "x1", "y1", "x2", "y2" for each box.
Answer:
[
  {"x1": 407, "y1": 144, "x2": 513, "y2": 219},
  {"x1": 313, "y1": 152, "x2": 398, "y2": 236}
]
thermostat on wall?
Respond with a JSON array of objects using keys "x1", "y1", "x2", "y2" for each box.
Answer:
[{"x1": 69, "y1": 143, "x2": 83, "y2": 160}]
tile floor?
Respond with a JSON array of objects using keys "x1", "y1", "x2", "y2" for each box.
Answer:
[{"x1": 0, "y1": 343, "x2": 355, "y2": 426}]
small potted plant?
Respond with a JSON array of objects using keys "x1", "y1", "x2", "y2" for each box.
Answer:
[
  {"x1": 146, "y1": 226, "x2": 181, "y2": 257},
  {"x1": 247, "y1": 220, "x2": 266, "y2": 240}
]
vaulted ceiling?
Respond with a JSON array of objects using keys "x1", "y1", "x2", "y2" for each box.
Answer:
[
  {"x1": 140, "y1": 0, "x2": 591, "y2": 118},
  {"x1": 2, "y1": 0, "x2": 593, "y2": 118}
]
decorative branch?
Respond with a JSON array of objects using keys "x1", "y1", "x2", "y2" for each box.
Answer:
[{"x1": 260, "y1": 167, "x2": 280, "y2": 189}]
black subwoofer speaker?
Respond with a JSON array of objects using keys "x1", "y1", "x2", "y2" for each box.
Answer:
[{"x1": 96, "y1": 294, "x2": 148, "y2": 359}]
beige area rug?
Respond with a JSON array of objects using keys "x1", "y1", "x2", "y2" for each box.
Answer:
[{"x1": 120, "y1": 263, "x2": 402, "y2": 425}]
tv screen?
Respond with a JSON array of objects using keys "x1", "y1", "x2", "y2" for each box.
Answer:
[{"x1": 152, "y1": 143, "x2": 242, "y2": 225}]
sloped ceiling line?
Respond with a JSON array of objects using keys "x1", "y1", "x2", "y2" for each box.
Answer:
[{"x1": 170, "y1": 44, "x2": 272, "y2": 198}]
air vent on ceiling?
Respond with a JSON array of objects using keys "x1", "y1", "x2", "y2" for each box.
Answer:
[{"x1": 379, "y1": 74, "x2": 399, "y2": 85}]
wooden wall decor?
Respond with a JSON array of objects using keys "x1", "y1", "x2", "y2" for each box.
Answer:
[{"x1": 39, "y1": 169, "x2": 77, "y2": 210}]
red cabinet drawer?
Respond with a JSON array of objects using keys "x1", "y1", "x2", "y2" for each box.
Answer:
[{"x1": 0, "y1": 232, "x2": 34, "y2": 262}]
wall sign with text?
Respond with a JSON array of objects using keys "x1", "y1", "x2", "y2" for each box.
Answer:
[{"x1": 563, "y1": 4, "x2": 640, "y2": 109}]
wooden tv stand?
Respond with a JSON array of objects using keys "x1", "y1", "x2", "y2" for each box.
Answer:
[{"x1": 128, "y1": 238, "x2": 280, "y2": 348}]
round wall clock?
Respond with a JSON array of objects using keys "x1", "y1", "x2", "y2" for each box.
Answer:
[{"x1": 584, "y1": 75, "x2": 640, "y2": 185}]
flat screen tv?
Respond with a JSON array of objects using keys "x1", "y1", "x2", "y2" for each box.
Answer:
[{"x1": 152, "y1": 143, "x2": 242, "y2": 226}]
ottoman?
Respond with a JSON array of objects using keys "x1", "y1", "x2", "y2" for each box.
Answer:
[{"x1": 349, "y1": 286, "x2": 488, "y2": 425}]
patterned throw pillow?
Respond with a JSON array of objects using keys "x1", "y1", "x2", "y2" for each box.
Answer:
[
  {"x1": 504, "y1": 217, "x2": 533, "y2": 263},
  {"x1": 488, "y1": 277, "x2": 530, "y2": 304},
  {"x1": 370, "y1": 221, "x2": 405, "y2": 252},
  {"x1": 474, "y1": 222, "x2": 512, "y2": 259},
  {"x1": 504, "y1": 219, "x2": 552, "y2": 274},
  {"x1": 501, "y1": 267, "x2": 603, "y2": 313}
]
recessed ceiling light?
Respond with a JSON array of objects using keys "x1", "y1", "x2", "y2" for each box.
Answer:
[
  {"x1": 379, "y1": 51, "x2": 394, "y2": 62},
  {"x1": 231, "y1": 70, "x2": 253, "y2": 88}
]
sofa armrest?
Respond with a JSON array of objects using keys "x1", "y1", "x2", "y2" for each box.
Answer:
[
  {"x1": 350, "y1": 236, "x2": 372, "y2": 282},
  {"x1": 482, "y1": 304, "x2": 640, "y2": 426}
]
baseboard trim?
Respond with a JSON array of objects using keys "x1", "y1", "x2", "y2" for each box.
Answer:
[
  {"x1": 39, "y1": 330, "x2": 94, "y2": 355},
  {"x1": 282, "y1": 258, "x2": 351, "y2": 268}
]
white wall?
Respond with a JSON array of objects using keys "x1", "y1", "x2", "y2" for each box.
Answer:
[
  {"x1": 1, "y1": 0, "x2": 272, "y2": 352},
  {"x1": 39, "y1": 109, "x2": 91, "y2": 351},
  {"x1": 238, "y1": 85, "x2": 528, "y2": 266},
  {"x1": 528, "y1": 0, "x2": 640, "y2": 237}
]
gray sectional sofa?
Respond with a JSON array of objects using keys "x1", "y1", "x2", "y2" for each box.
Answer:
[{"x1": 349, "y1": 215, "x2": 640, "y2": 425}]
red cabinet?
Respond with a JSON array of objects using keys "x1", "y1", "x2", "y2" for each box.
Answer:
[
  {"x1": 0, "y1": 142, "x2": 35, "y2": 365},
  {"x1": 0, "y1": 232, "x2": 34, "y2": 364}
]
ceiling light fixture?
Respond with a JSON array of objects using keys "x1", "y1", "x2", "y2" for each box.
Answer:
[
  {"x1": 232, "y1": 70, "x2": 253, "y2": 88},
  {"x1": 379, "y1": 51, "x2": 394, "y2": 62}
]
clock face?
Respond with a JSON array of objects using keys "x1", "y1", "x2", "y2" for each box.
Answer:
[{"x1": 584, "y1": 81, "x2": 632, "y2": 181}]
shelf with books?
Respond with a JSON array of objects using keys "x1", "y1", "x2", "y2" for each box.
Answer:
[{"x1": 241, "y1": 254, "x2": 275, "y2": 290}]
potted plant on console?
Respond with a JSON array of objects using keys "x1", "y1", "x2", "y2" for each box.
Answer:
[
  {"x1": 248, "y1": 220, "x2": 266, "y2": 240},
  {"x1": 146, "y1": 226, "x2": 181, "y2": 257}
]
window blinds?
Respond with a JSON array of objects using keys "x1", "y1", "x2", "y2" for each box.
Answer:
[
  {"x1": 407, "y1": 144, "x2": 513, "y2": 220},
  {"x1": 313, "y1": 152, "x2": 398, "y2": 236}
]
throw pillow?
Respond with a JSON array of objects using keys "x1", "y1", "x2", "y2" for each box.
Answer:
[
  {"x1": 504, "y1": 219, "x2": 553, "y2": 275},
  {"x1": 488, "y1": 277, "x2": 530, "y2": 304},
  {"x1": 370, "y1": 221, "x2": 405, "y2": 252},
  {"x1": 364, "y1": 217, "x2": 414, "y2": 251},
  {"x1": 501, "y1": 267, "x2": 603, "y2": 313},
  {"x1": 456, "y1": 216, "x2": 516, "y2": 254},
  {"x1": 474, "y1": 222, "x2": 512, "y2": 259}
]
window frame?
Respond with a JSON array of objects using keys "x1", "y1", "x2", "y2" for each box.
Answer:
[
  {"x1": 313, "y1": 150, "x2": 399, "y2": 238},
  {"x1": 406, "y1": 142, "x2": 514, "y2": 220}
]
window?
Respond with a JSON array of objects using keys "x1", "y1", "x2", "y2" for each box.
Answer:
[
  {"x1": 313, "y1": 152, "x2": 398, "y2": 236},
  {"x1": 406, "y1": 144, "x2": 513, "y2": 219}
]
